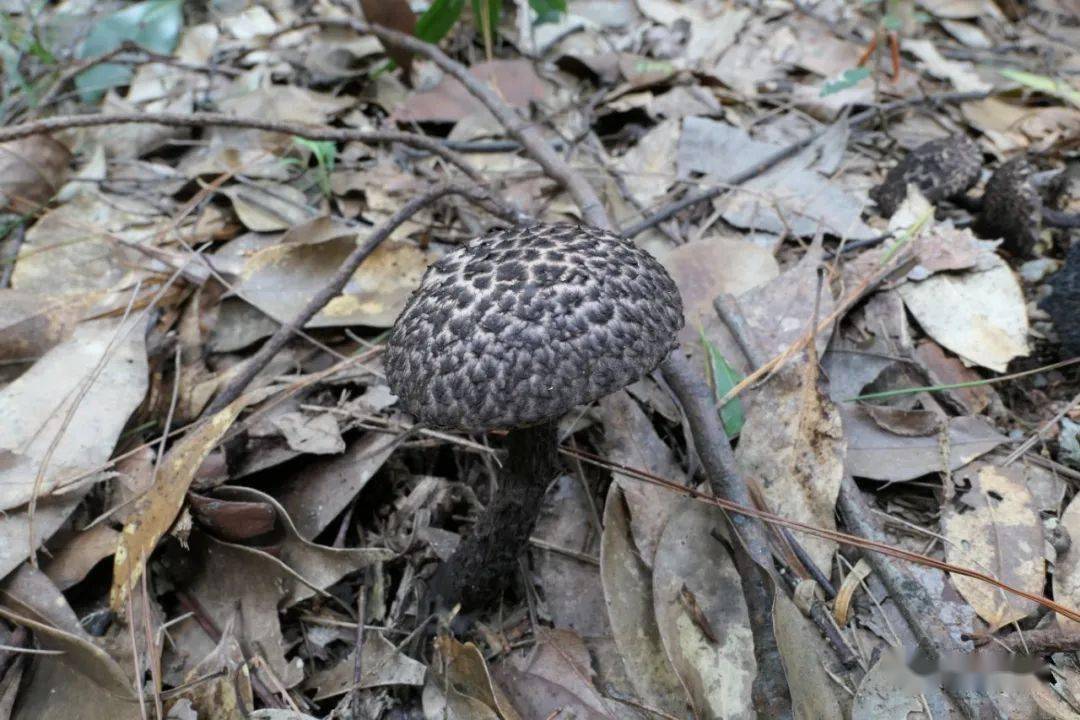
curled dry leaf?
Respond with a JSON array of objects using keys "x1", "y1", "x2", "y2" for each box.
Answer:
[
  {"x1": 42, "y1": 523, "x2": 121, "y2": 590},
  {"x1": 941, "y1": 463, "x2": 1044, "y2": 629},
  {"x1": 424, "y1": 636, "x2": 522, "y2": 720},
  {"x1": 0, "y1": 605, "x2": 138, "y2": 719},
  {"x1": 599, "y1": 484, "x2": 690, "y2": 716},
  {"x1": 860, "y1": 404, "x2": 945, "y2": 437},
  {"x1": 491, "y1": 628, "x2": 613, "y2": 720},
  {"x1": 110, "y1": 396, "x2": 248, "y2": 610},
  {"x1": 652, "y1": 498, "x2": 755, "y2": 719},
  {"x1": 0, "y1": 136, "x2": 72, "y2": 213},
  {"x1": 913, "y1": 340, "x2": 995, "y2": 415}
]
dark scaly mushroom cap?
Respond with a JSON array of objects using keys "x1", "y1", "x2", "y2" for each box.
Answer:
[
  {"x1": 1042, "y1": 243, "x2": 1080, "y2": 357},
  {"x1": 385, "y1": 223, "x2": 684, "y2": 432},
  {"x1": 870, "y1": 135, "x2": 982, "y2": 217},
  {"x1": 974, "y1": 156, "x2": 1042, "y2": 256}
]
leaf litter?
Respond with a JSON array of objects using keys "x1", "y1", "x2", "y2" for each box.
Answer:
[{"x1": 0, "y1": 0, "x2": 1078, "y2": 718}]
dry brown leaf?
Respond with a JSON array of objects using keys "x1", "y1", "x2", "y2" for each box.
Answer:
[
  {"x1": 860, "y1": 404, "x2": 945, "y2": 437},
  {"x1": 843, "y1": 406, "x2": 1005, "y2": 482},
  {"x1": 275, "y1": 431, "x2": 397, "y2": 540},
  {"x1": 171, "y1": 611, "x2": 253, "y2": 720},
  {"x1": 492, "y1": 628, "x2": 613, "y2": 720},
  {"x1": 392, "y1": 60, "x2": 547, "y2": 124},
  {"x1": 851, "y1": 652, "x2": 927, "y2": 719},
  {"x1": 303, "y1": 633, "x2": 426, "y2": 699},
  {"x1": 42, "y1": 523, "x2": 120, "y2": 590},
  {"x1": 110, "y1": 397, "x2": 247, "y2": 610},
  {"x1": 359, "y1": 0, "x2": 417, "y2": 81},
  {"x1": 0, "y1": 605, "x2": 137, "y2": 711},
  {"x1": 10, "y1": 192, "x2": 162, "y2": 294},
  {"x1": 600, "y1": 391, "x2": 687, "y2": 566},
  {"x1": 0, "y1": 136, "x2": 72, "y2": 213},
  {"x1": 222, "y1": 182, "x2": 312, "y2": 232},
  {"x1": 772, "y1": 591, "x2": 844, "y2": 718},
  {"x1": 0, "y1": 289, "x2": 83, "y2": 364},
  {"x1": 941, "y1": 463, "x2": 1043, "y2": 629},
  {"x1": 236, "y1": 236, "x2": 441, "y2": 329},
  {"x1": 657, "y1": 234, "x2": 778, "y2": 371},
  {"x1": 913, "y1": 341, "x2": 994, "y2": 415},
  {"x1": 736, "y1": 360, "x2": 845, "y2": 574},
  {"x1": 428, "y1": 637, "x2": 522, "y2": 720},
  {"x1": 1053, "y1": 491, "x2": 1080, "y2": 633}
]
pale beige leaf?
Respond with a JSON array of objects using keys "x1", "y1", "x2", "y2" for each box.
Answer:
[
  {"x1": 652, "y1": 499, "x2": 755, "y2": 719},
  {"x1": 941, "y1": 463, "x2": 1043, "y2": 628},
  {"x1": 736, "y1": 362, "x2": 845, "y2": 573},
  {"x1": 898, "y1": 256, "x2": 1029, "y2": 372},
  {"x1": 0, "y1": 316, "x2": 148, "y2": 512}
]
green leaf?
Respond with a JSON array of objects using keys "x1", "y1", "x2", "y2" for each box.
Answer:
[
  {"x1": 472, "y1": 0, "x2": 500, "y2": 50},
  {"x1": 1000, "y1": 68, "x2": 1080, "y2": 108},
  {"x1": 415, "y1": 0, "x2": 467, "y2": 44},
  {"x1": 76, "y1": 0, "x2": 184, "y2": 103},
  {"x1": 700, "y1": 329, "x2": 745, "y2": 438},
  {"x1": 529, "y1": 0, "x2": 566, "y2": 24},
  {"x1": 292, "y1": 137, "x2": 337, "y2": 198},
  {"x1": 820, "y1": 66, "x2": 871, "y2": 97}
]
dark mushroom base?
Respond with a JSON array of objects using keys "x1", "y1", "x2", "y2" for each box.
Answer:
[
  {"x1": 429, "y1": 420, "x2": 559, "y2": 609},
  {"x1": 1043, "y1": 243, "x2": 1080, "y2": 358}
]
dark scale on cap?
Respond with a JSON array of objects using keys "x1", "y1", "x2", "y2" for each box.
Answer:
[
  {"x1": 870, "y1": 135, "x2": 982, "y2": 217},
  {"x1": 385, "y1": 223, "x2": 684, "y2": 432}
]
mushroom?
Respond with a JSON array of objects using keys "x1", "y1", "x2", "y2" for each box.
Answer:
[
  {"x1": 870, "y1": 135, "x2": 982, "y2": 218},
  {"x1": 1042, "y1": 242, "x2": 1080, "y2": 358},
  {"x1": 973, "y1": 156, "x2": 1043, "y2": 256},
  {"x1": 385, "y1": 222, "x2": 683, "y2": 608}
]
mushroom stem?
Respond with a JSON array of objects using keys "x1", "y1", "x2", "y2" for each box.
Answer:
[{"x1": 430, "y1": 420, "x2": 559, "y2": 609}]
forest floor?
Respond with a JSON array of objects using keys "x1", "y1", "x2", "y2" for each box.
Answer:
[{"x1": 1, "y1": 0, "x2": 1079, "y2": 718}]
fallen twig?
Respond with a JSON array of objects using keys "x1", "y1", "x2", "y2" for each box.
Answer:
[
  {"x1": 660, "y1": 352, "x2": 794, "y2": 719},
  {"x1": 272, "y1": 18, "x2": 610, "y2": 229},
  {"x1": 0, "y1": 112, "x2": 489, "y2": 185}
]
